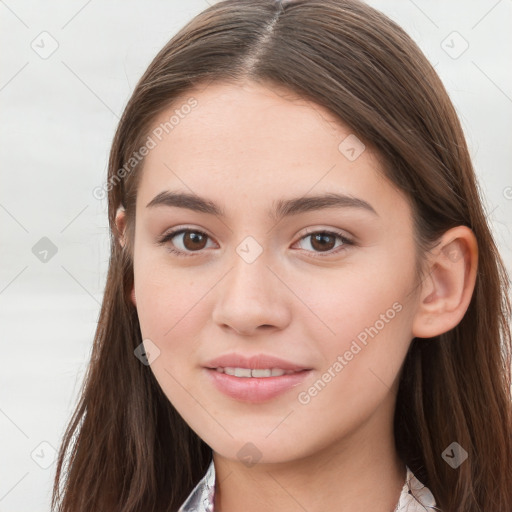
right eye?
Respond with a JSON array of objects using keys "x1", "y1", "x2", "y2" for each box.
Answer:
[{"x1": 157, "y1": 228, "x2": 217, "y2": 257}]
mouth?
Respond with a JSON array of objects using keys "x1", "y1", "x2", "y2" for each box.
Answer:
[
  {"x1": 201, "y1": 353, "x2": 313, "y2": 402},
  {"x1": 203, "y1": 367, "x2": 312, "y2": 403},
  {"x1": 206, "y1": 367, "x2": 306, "y2": 377}
]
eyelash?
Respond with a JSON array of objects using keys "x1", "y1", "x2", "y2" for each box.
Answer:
[{"x1": 156, "y1": 227, "x2": 355, "y2": 259}]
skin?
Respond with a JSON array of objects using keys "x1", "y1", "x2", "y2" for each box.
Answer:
[{"x1": 116, "y1": 80, "x2": 478, "y2": 512}]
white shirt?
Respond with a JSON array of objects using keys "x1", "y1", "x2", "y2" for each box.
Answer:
[{"x1": 177, "y1": 459, "x2": 438, "y2": 512}]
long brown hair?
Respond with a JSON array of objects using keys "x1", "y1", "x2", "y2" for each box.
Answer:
[{"x1": 51, "y1": 1, "x2": 512, "y2": 510}]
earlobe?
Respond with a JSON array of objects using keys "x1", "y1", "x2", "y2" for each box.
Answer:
[
  {"x1": 131, "y1": 287, "x2": 137, "y2": 306},
  {"x1": 412, "y1": 226, "x2": 478, "y2": 338}
]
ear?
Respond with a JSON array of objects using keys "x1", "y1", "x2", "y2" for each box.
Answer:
[
  {"x1": 115, "y1": 206, "x2": 126, "y2": 248},
  {"x1": 412, "y1": 226, "x2": 478, "y2": 338},
  {"x1": 114, "y1": 206, "x2": 136, "y2": 307}
]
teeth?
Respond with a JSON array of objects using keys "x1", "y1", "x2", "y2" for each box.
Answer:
[
  {"x1": 251, "y1": 369, "x2": 273, "y2": 377},
  {"x1": 217, "y1": 367, "x2": 298, "y2": 377},
  {"x1": 233, "y1": 367, "x2": 252, "y2": 378}
]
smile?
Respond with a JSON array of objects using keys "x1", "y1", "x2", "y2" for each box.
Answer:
[
  {"x1": 211, "y1": 367, "x2": 303, "y2": 377},
  {"x1": 204, "y1": 368, "x2": 312, "y2": 402}
]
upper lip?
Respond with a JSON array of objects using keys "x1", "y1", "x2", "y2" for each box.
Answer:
[{"x1": 203, "y1": 353, "x2": 311, "y2": 371}]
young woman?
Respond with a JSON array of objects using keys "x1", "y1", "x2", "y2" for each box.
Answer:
[{"x1": 51, "y1": 1, "x2": 512, "y2": 511}]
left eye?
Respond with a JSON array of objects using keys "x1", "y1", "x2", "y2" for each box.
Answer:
[
  {"x1": 157, "y1": 228, "x2": 354, "y2": 257},
  {"x1": 295, "y1": 229, "x2": 354, "y2": 256}
]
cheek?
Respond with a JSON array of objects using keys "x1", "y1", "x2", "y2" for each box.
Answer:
[
  {"x1": 291, "y1": 281, "x2": 412, "y2": 443},
  {"x1": 133, "y1": 269, "x2": 208, "y2": 408},
  {"x1": 132, "y1": 257, "x2": 219, "y2": 402},
  {"x1": 296, "y1": 258, "x2": 411, "y2": 342},
  {"x1": 133, "y1": 243, "x2": 206, "y2": 335},
  {"x1": 293, "y1": 255, "x2": 415, "y2": 394}
]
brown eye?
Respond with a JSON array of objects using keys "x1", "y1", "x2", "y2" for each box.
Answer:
[
  {"x1": 296, "y1": 229, "x2": 354, "y2": 257},
  {"x1": 309, "y1": 232, "x2": 337, "y2": 252},
  {"x1": 158, "y1": 228, "x2": 214, "y2": 256},
  {"x1": 181, "y1": 231, "x2": 208, "y2": 251}
]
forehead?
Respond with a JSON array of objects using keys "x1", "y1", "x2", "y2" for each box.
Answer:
[
  {"x1": 135, "y1": 80, "x2": 408, "y2": 222},
  {"x1": 147, "y1": 80, "x2": 351, "y2": 161}
]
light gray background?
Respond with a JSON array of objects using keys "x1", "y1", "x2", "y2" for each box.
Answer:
[{"x1": 1, "y1": 1, "x2": 511, "y2": 510}]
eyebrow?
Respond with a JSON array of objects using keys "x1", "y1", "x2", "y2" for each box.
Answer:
[{"x1": 146, "y1": 190, "x2": 378, "y2": 220}]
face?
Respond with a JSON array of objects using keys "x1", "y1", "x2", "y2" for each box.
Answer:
[{"x1": 128, "y1": 80, "x2": 422, "y2": 465}]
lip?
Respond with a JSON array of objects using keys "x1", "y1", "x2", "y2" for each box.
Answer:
[
  {"x1": 203, "y1": 353, "x2": 312, "y2": 372},
  {"x1": 204, "y1": 367, "x2": 312, "y2": 403},
  {"x1": 202, "y1": 353, "x2": 313, "y2": 403}
]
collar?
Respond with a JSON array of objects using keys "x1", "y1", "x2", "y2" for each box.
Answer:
[{"x1": 177, "y1": 459, "x2": 438, "y2": 512}]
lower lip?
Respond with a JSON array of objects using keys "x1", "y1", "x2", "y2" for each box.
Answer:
[{"x1": 204, "y1": 368, "x2": 312, "y2": 403}]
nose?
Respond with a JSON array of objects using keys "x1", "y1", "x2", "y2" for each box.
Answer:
[{"x1": 211, "y1": 248, "x2": 291, "y2": 336}]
